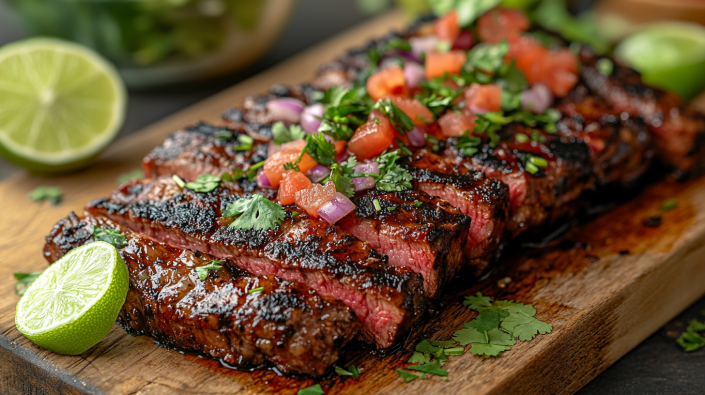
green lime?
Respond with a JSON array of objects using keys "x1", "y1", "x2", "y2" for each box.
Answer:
[
  {"x1": 15, "y1": 241, "x2": 129, "y2": 355},
  {"x1": 0, "y1": 38, "x2": 126, "y2": 173},
  {"x1": 615, "y1": 22, "x2": 705, "y2": 100}
]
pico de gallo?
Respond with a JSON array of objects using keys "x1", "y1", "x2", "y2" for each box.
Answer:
[{"x1": 231, "y1": 4, "x2": 580, "y2": 225}]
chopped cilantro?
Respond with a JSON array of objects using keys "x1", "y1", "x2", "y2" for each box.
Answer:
[
  {"x1": 376, "y1": 150, "x2": 413, "y2": 191},
  {"x1": 326, "y1": 163, "x2": 354, "y2": 197},
  {"x1": 184, "y1": 174, "x2": 221, "y2": 193},
  {"x1": 272, "y1": 121, "x2": 306, "y2": 145},
  {"x1": 318, "y1": 86, "x2": 372, "y2": 141},
  {"x1": 195, "y1": 260, "x2": 222, "y2": 281},
  {"x1": 248, "y1": 286, "x2": 264, "y2": 294},
  {"x1": 676, "y1": 320, "x2": 705, "y2": 352},
  {"x1": 466, "y1": 40, "x2": 509, "y2": 74},
  {"x1": 662, "y1": 198, "x2": 678, "y2": 212},
  {"x1": 430, "y1": 0, "x2": 502, "y2": 27},
  {"x1": 414, "y1": 200, "x2": 423, "y2": 208},
  {"x1": 374, "y1": 98, "x2": 415, "y2": 135},
  {"x1": 116, "y1": 168, "x2": 143, "y2": 185},
  {"x1": 300, "y1": 133, "x2": 337, "y2": 167},
  {"x1": 297, "y1": 384, "x2": 324, "y2": 395},
  {"x1": 93, "y1": 226, "x2": 127, "y2": 247},
  {"x1": 246, "y1": 161, "x2": 265, "y2": 181},
  {"x1": 497, "y1": 60, "x2": 529, "y2": 93},
  {"x1": 222, "y1": 194, "x2": 286, "y2": 231},
  {"x1": 335, "y1": 365, "x2": 360, "y2": 378},
  {"x1": 395, "y1": 369, "x2": 419, "y2": 383},
  {"x1": 406, "y1": 360, "x2": 448, "y2": 377},
  {"x1": 283, "y1": 162, "x2": 299, "y2": 171},
  {"x1": 28, "y1": 186, "x2": 63, "y2": 205},
  {"x1": 234, "y1": 135, "x2": 254, "y2": 151},
  {"x1": 14, "y1": 272, "x2": 42, "y2": 296}
]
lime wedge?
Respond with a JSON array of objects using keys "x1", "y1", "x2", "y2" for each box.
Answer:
[
  {"x1": 615, "y1": 23, "x2": 705, "y2": 100},
  {"x1": 0, "y1": 38, "x2": 126, "y2": 173},
  {"x1": 15, "y1": 241, "x2": 129, "y2": 355}
]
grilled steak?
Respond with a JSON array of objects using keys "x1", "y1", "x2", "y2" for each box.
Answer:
[
  {"x1": 579, "y1": 49, "x2": 705, "y2": 176},
  {"x1": 142, "y1": 127, "x2": 471, "y2": 298},
  {"x1": 43, "y1": 212, "x2": 358, "y2": 375},
  {"x1": 85, "y1": 178, "x2": 427, "y2": 348}
]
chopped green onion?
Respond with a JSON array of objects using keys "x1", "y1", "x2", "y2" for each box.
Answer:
[
  {"x1": 373, "y1": 199, "x2": 382, "y2": 211},
  {"x1": 172, "y1": 175, "x2": 185, "y2": 188},
  {"x1": 662, "y1": 198, "x2": 678, "y2": 212},
  {"x1": 525, "y1": 162, "x2": 539, "y2": 174},
  {"x1": 249, "y1": 287, "x2": 264, "y2": 294},
  {"x1": 388, "y1": 206, "x2": 397, "y2": 211},
  {"x1": 529, "y1": 156, "x2": 548, "y2": 167},
  {"x1": 515, "y1": 133, "x2": 529, "y2": 143},
  {"x1": 597, "y1": 58, "x2": 614, "y2": 76}
]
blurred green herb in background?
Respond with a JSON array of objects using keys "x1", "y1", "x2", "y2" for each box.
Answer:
[{"x1": 6, "y1": 0, "x2": 267, "y2": 66}]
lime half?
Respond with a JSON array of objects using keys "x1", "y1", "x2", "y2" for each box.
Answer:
[
  {"x1": 0, "y1": 38, "x2": 126, "y2": 173},
  {"x1": 15, "y1": 241, "x2": 129, "y2": 355},
  {"x1": 615, "y1": 22, "x2": 705, "y2": 100}
]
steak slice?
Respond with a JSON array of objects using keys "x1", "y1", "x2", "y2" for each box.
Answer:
[
  {"x1": 143, "y1": 127, "x2": 471, "y2": 298},
  {"x1": 43, "y1": 212, "x2": 358, "y2": 376},
  {"x1": 579, "y1": 49, "x2": 705, "y2": 176},
  {"x1": 85, "y1": 178, "x2": 427, "y2": 348},
  {"x1": 338, "y1": 189, "x2": 470, "y2": 298},
  {"x1": 399, "y1": 151, "x2": 509, "y2": 276},
  {"x1": 142, "y1": 122, "x2": 268, "y2": 181}
]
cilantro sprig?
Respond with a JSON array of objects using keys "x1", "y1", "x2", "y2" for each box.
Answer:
[
  {"x1": 298, "y1": 133, "x2": 337, "y2": 167},
  {"x1": 317, "y1": 86, "x2": 373, "y2": 141},
  {"x1": 375, "y1": 150, "x2": 413, "y2": 192},
  {"x1": 14, "y1": 272, "x2": 43, "y2": 296},
  {"x1": 222, "y1": 194, "x2": 286, "y2": 231},
  {"x1": 272, "y1": 121, "x2": 306, "y2": 145},
  {"x1": 195, "y1": 260, "x2": 222, "y2": 281},
  {"x1": 676, "y1": 319, "x2": 705, "y2": 352},
  {"x1": 93, "y1": 226, "x2": 127, "y2": 247},
  {"x1": 29, "y1": 186, "x2": 63, "y2": 205}
]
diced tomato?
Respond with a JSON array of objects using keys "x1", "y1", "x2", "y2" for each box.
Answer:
[
  {"x1": 434, "y1": 10, "x2": 460, "y2": 44},
  {"x1": 348, "y1": 110, "x2": 396, "y2": 160},
  {"x1": 392, "y1": 97, "x2": 434, "y2": 125},
  {"x1": 334, "y1": 140, "x2": 346, "y2": 155},
  {"x1": 453, "y1": 30, "x2": 474, "y2": 50},
  {"x1": 438, "y1": 111, "x2": 476, "y2": 138},
  {"x1": 264, "y1": 148, "x2": 317, "y2": 188},
  {"x1": 508, "y1": 35, "x2": 578, "y2": 97},
  {"x1": 464, "y1": 83, "x2": 502, "y2": 114},
  {"x1": 278, "y1": 170, "x2": 312, "y2": 205},
  {"x1": 280, "y1": 139, "x2": 307, "y2": 152},
  {"x1": 366, "y1": 65, "x2": 407, "y2": 101},
  {"x1": 477, "y1": 7, "x2": 530, "y2": 44},
  {"x1": 425, "y1": 50, "x2": 466, "y2": 79},
  {"x1": 295, "y1": 181, "x2": 337, "y2": 218}
]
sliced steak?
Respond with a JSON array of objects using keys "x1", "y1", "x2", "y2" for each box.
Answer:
[
  {"x1": 143, "y1": 128, "x2": 471, "y2": 298},
  {"x1": 338, "y1": 188, "x2": 470, "y2": 298},
  {"x1": 399, "y1": 151, "x2": 509, "y2": 276},
  {"x1": 579, "y1": 49, "x2": 705, "y2": 176},
  {"x1": 85, "y1": 178, "x2": 427, "y2": 348},
  {"x1": 142, "y1": 122, "x2": 268, "y2": 181},
  {"x1": 43, "y1": 212, "x2": 358, "y2": 376}
]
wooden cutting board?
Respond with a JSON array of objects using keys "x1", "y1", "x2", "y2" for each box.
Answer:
[{"x1": 2, "y1": 10, "x2": 705, "y2": 395}]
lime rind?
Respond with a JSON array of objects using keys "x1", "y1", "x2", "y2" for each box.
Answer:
[
  {"x1": 616, "y1": 22, "x2": 705, "y2": 73},
  {"x1": 15, "y1": 241, "x2": 129, "y2": 355},
  {"x1": 0, "y1": 38, "x2": 126, "y2": 171}
]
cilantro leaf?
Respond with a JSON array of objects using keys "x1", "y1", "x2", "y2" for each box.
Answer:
[
  {"x1": 297, "y1": 384, "x2": 324, "y2": 395},
  {"x1": 14, "y1": 272, "x2": 42, "y2": 296},
  {"x1": 470, "y1": 342, "x2": 512, "y2": 357},
  {"x1": 272, "y1": 121, "x2": 306, "y2": 145},
  {"x1": 453, "y1": 327, "x2": 486, "y2": 346},
  {"x1": 326, "y1": 164, "x2": 354, "y2": 197},
  {"x1": 677, "y1": 330, "x2": 705, "y2": 352},
  {"x1": 688, "y1": 319, "x2": 705, "y2": 332},
  {"x1": 415, "y1": 339, "x2": 440, "y2": 354},
  {"x1": 409, "y1": 351, "x2": 430, "y2": 364},
  {"x1": 93, "y1": 226, "x2": 127, "y2": 247},
  {"x1": 373, "y1": 99, "x2": 415, "y2": 135},
  {"x1": 28, "y1": 186, "x2": 63, "y2": 205},
  {"x1": 467, "y1": 310, "x2": 507, "y2": 332},
  {"x1": 466, "y1": 40, "x2": 509, "y2": 74},
  {"x1": 223, "y1": 194, "x2": 286, "y2": 231},
  {"x1": 463, "y1": 292, "x2": 492, "y2": 310},
  {"x1": 429, "y1": 340, "x2": 457, "y2": 348},
  {"x1": 395, "y1": 369, "x2": 419, "y2": 383},
  {"x1": 301, "y1": 133, "x2": 337, "y2": 166},
  {"x1": 406, "y1": 360, "x2": 448, "y2": 377},
  {"x1": 376, "y1": 150, "x2": 413, "y2": 192},
  {"x1": 184, "y1": 174, "x2": 221, "y2": 193},
  {"x1": 195, "y1": 260, "x2": 222, "y2": 281},
  {"x1": 335, "y1": 364, "x2": 360, "y2": 378},
  {"x1": 497, "y1": 60, "x2": 528, "y2": 93},
  {"x1": 116, "y1": 168, "x2": 143, "y2": 185}
]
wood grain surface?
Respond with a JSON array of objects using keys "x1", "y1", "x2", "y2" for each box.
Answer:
[{"x1": 2, "y1": 10, "x2": 705, "y2": 395}]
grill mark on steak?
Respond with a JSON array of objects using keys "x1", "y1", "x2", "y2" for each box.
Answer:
[
  {"x1": 85, "y1": 178, "x2": 427, "y2": 348},
  {"x1": 399, "y1": 151, "x2": 509, "y2": 276},
  {"x1": 579, "y1": 49, "x2": 705, "y2": 176},
  {"x1": 142, "y1": 128, "x2": 471, "y2": 298},
  {"x1": 43, "y1": 212, "x2": 358, "y2": 376}
]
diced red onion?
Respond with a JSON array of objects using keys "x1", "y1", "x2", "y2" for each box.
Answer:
[
  {"x1": 404, "y1": 62, "x2": 425, "y2": 89},
  {"x1": 521, "y1": 84, "x2": 553, "y2": 114},
  {"x1": 407, "y1": 126, "x2": 426, "y2": 147},
  {"x1": 453, "y1": 30, "x2": 473, "y2": 50},
  {"x1": 266, "y1": 98, "x2": 305, "y2": 123},
  {"x1": 307, "y1": 164, "x2": 330, "y2": 183},
  {"x1": 301, "y1": 104, "x2": 325, "y2": 134},
  {"x1": 256, "y1": 171, "x2": 272, "y2": 189},
  {"x1": 317, "y1": 192, "x2": 356, "y2": 224},
  {"x1": 323, "y1": 133, "x2": 335, "y2": 144},
  {"x1": 337, "y1": 150, "x2": 351, "y2": 164},
  {"x1": 353, "y1": 161, "x2": 379, "y2": 175},
  {"x1": 409, "y1": 35, "x2": 439, "y2": 59},
  {"x1": 351, "y1": 177, "x2": 376, "y2": 192}
]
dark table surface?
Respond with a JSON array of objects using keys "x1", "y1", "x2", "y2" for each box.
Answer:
[{"x1": 1, "y1": 1, "x2": 703, "y2": 393}]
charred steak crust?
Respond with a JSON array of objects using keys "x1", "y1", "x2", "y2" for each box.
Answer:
[
  {"x1": 400, "y1": 151, "x2": 509, "y2": 276},
  {"x1": 339, "y1": 188, "x2": 470, "y2": 298},
  {"x1": 142, "y1": 127, "x2": 471, "y2": 298},
  {"x1": 43, "y1": 212, "x2": 359, "y2": 376},
  {"x1": 85, "y1": 179, "x2": 427, "y2": 349}
]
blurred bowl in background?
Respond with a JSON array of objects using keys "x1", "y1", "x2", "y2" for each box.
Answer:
[{"x1": 5, "y1": 0, "x2": 295, "y2": 88}]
